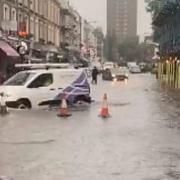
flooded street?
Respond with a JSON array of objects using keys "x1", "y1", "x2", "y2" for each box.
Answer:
[{"x1": 1, "y1": 74, "x2": 180, "y2": 180}]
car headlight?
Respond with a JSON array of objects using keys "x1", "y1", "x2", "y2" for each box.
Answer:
[{"x1": 112, "y1": 74, "x2": 116, "y2": 77}]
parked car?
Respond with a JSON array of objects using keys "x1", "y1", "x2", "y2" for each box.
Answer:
[
  {"x1": 0, "y1": 67, "x2": 91, "y2": 109},
  {"x1": 102, "y1": 69, "x2": 113, "y2": 81},
  {"x1": 129, "y1": 66, "x2": 141, "y2": 73},
  {"x1": 112, "y1": 67, "x2": 129, "y2": 81},
  {"x1": 102, "y1": 67, "x2": 129, "y2": 81}
]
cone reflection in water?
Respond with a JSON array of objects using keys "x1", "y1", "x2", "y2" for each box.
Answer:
[
  {"x1": 57, "y1": 96, "x2": 71, "y2": 117},
  {"x1": 100, "y1": 93, "x2": 110, "y2": 118}
]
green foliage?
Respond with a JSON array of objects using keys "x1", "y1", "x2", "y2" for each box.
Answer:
[
  {"x1": 104, "y1": 34, "x2": 116, "y2": 61},
  {"x1": 93, "y1": 27, "x2": 104, "y2": 41},
  {"x1": 118, "y1": 38, "x2": 139, "y2": 61},
  {"x1": 145, "y1": 0, "x2": 162, "y2": 45},
  {"x1": 145, "y1": 0, "x2": 161, "y2": 16},
  {"x1": 118, "y1": 38, "x2": 154, "y2": 62},
  {"x1": 104, "y1": 35, "x2": 110, "y2": 60}
]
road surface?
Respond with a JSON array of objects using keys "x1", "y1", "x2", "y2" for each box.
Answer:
[{"x1": 0, "y1": 74, "x2": 180, "y2": 180}]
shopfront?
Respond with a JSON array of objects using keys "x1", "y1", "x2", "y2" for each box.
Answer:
[{"x1": 0, "y1": 40, "x2": 21, "y2": 83}]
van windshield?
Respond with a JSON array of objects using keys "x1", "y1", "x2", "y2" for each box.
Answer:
[{"x1": 4, "y1": 72, "x2": 36, "y2": 86}]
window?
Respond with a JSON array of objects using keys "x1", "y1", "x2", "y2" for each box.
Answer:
[
  {"x1": 4, "y1": 72, "x2": 36, "y2": 86},
  {"x1": 18, "y1": 0, "x2": 23, "y2": 4},
  {"x1": 30, "y1": 0, "x2": 34, "y2": 10},
  {"x1": 124, "y1": 22, "x2": 127, "y2": 27},
  {"x1": 28, "y1": 73, "x2": 53, "y2": 88},
  {"x1": 4, "y1": 7, "x2": 7, "y2": 19},
  {"x1": 35, "y1": 0, "x2": 39, "y2": 12},
  {"x1": 23, "y1": 0, "x2": 28, "y2": 7},
  {"x1": 30, "y1": 17, "x2": 34, "y2": 34},
  {"x1": 19, "y1": 13, "x2": 22, "y2": 22},
  {"x1": 3, "y1": 4, "x2": 10, "y2": 20},
  {"x1": 11, "y1": 9, "x2": 16, "y2": 21}
]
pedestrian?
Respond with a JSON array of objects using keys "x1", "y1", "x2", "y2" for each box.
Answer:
[{"x1": 92, "y1": 66, "x2": 99, "y2": 84}]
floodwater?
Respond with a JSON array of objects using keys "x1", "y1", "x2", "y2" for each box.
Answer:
[{"x1": 0, "y1": 74, "x2": 180, "y2": 180}]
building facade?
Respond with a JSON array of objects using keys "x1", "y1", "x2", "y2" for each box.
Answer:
[
  {"x1": 0, "y1": 0, "x2": 101, "y2": 62},
  {"x1": 80, "y1": 19, "x2": 99, "y2": 60},
  {"x1": 0, "y1": 0, "x2": 61, "y2": 46},
  {"x1": 94, "y1": 28, "x2": 104, "y2": 60},
  {"x1": 107, "y1": 0, "x2": 138, "y2": 61},
  {"x1": 59, "y1": 0, "x2": 82, "y2": 59},
  {"x1": 59, "y1": 0, "x2": 99, "y2": 61},
  {"x1": 0, "y1": 0, "x2": 18, "y2": 35}
]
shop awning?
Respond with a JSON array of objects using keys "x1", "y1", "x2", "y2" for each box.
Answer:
[{"x1": 0, "y1": 40, "x2": 20, "y2": 57}]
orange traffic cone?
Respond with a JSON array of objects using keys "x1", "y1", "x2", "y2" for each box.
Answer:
[
  {"x1": 57, "y1": 96, "x2": 71, "y2": 117},
  {"x1": 99, "y1": 93, "x2": 110, "y2": 118}
]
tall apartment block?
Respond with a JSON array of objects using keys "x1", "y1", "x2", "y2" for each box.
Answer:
[
  {"x1": 107, "y1": 0, "x2": 138, "y2": 42},
  {"x1": 107, "y1": 0, "x2": 138, "y2": 60}
]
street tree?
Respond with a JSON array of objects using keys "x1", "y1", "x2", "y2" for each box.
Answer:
[
  {"x1": 93, "y1": 27, "x2": 104, "y2": 41},
  {"x1": 104, "y1": 30, "x2": 118, "y2": 61},
  {"x1": 145, "y1": 0, "x2": 162, "y2": 46},
  {"x1": 104, "y1": 35, "x2": 113, "y2": 61},
  {"x1": 118, "y1": 38, "x2": 140, "y2": 62},
  {"x1": 93, "y1": 27, "x2": 104, "y2": 60},
  {"x1": 145, "y1": 0, "x2": 161, "y2": 16},
  {"x1": 118, "y1": 38, "x2": 154, "y2": 62}
]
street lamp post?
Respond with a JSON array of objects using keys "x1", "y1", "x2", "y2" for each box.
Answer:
[
  {"x1": 28, "y1": 36, "x2": 34, "y2": 64},
  {"x1": 16, "y1": 0, "x2": 19, "y2": 39}
]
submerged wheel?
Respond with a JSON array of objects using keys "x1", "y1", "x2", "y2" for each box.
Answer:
[
  {"x1": 74, "y1": 95, "x2": 91, "y2": 104},
  {"x1": 17, "y1": 99, "x2": 31, "y2": 109}
]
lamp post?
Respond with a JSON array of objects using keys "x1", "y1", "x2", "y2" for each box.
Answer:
[
  {"x1": 28, "y1": 35, "x2": 34, "y2": 64},
  {"x1": 16, "y1": 0, "x2": 19, "y2": 40}
]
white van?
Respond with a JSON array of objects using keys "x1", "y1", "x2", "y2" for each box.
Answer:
[{"x1": 0, "y1": 68, "x2": 91, "y2": 109}]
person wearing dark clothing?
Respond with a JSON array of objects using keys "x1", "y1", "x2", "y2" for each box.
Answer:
[{"x1": 92, "y1": 67, "x2": 99, "y2": 84}]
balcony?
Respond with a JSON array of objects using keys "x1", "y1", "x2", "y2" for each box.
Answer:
[
  {"x1": 61, "y1": 23, "x2": 77, "y2": 32},
  {"x1": 61, "y1": 8, "x2": 71, "y2": 16},
  {"x1": 60, "y1": 25, "x2": 72, "y2": 32},
  {"x1": 8, "y1": 0, "x2": 16, "y2": 3}
]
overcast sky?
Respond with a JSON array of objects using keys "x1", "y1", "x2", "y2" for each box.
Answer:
[{"x1": 69, "y1": 0, "x2": 152, "y2": 40}]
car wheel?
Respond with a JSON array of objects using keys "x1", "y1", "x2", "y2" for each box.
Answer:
[
  {"x1": 17, "y1": 99, "x2": 31, "y2": 109},
  {"x1": 74, "y1": 95, "x2": 91, "y2": 104}
]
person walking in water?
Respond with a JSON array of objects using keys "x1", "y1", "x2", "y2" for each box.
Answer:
[{"x1": 92, "y1": 66, "x2": 99, "y2": 84}]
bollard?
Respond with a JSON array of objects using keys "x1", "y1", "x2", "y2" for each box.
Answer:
[{"x1": 0, "y1": 92, "x2": 8, "y2": 116}]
